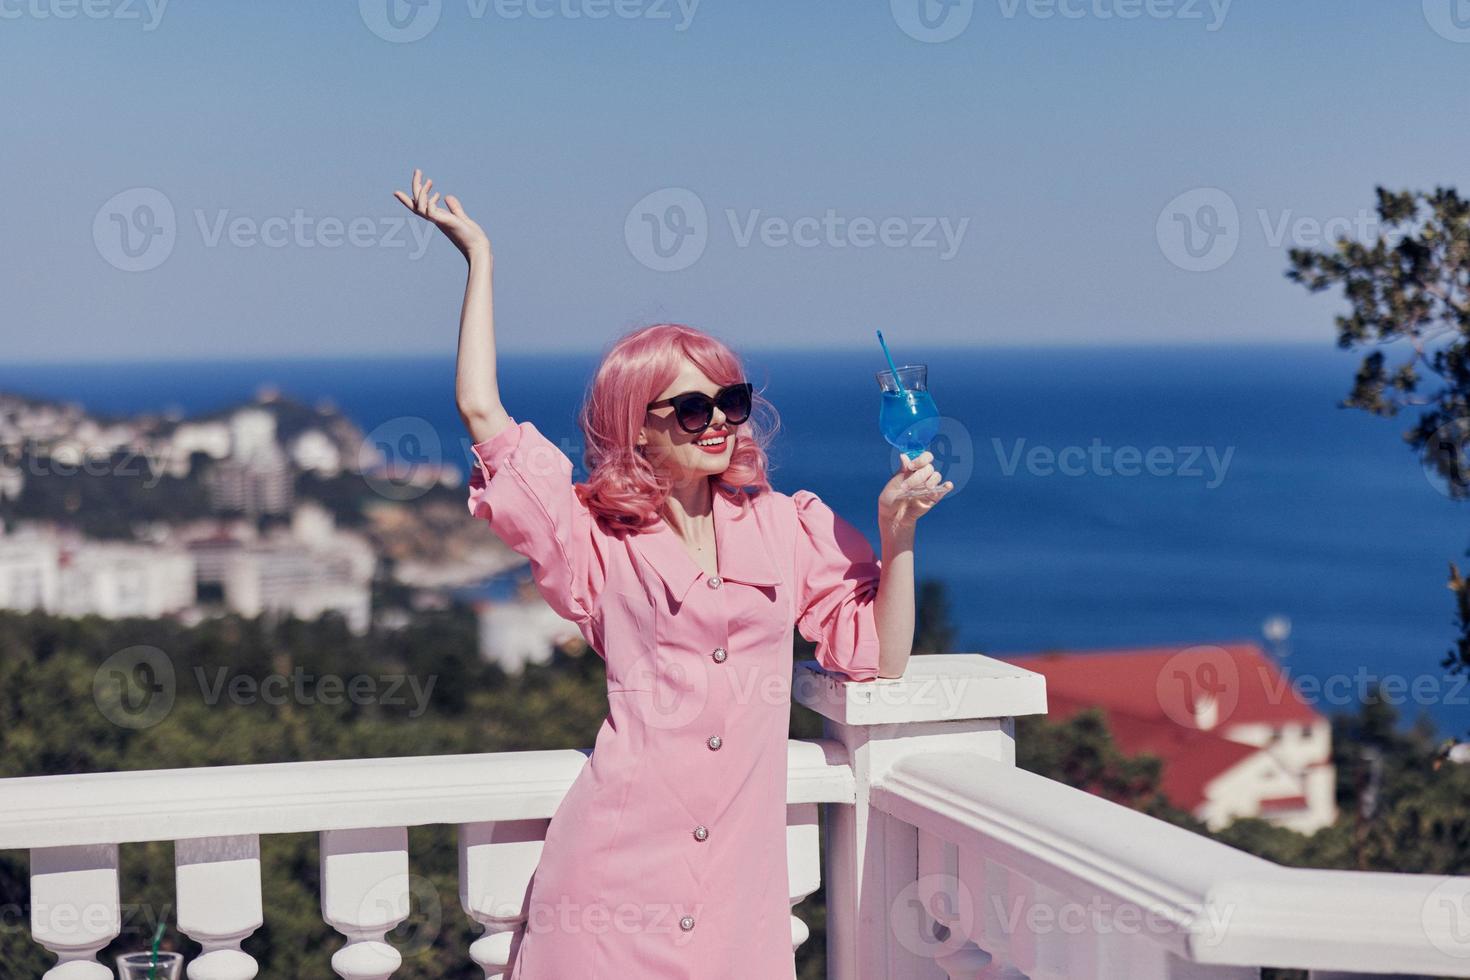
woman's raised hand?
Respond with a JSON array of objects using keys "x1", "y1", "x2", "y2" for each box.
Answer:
[
  {"x1": 878, "y1": 450, "x2": 953, "y2": 532},
  {"x1": 393, "y1": 167, "x2": 491, "y2": 262}
]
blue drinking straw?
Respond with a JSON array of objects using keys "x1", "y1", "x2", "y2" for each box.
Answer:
[{"x1": 875, "y1": 330, "x2": 906, "y2": 394}]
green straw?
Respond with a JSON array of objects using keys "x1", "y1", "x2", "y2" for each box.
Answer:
[
  {"x1": 875, "y1": 330, "x2": 906, "y2": 394},
  {"x1": 148, "y1": 920, "x2": 165, "y2": 980}
]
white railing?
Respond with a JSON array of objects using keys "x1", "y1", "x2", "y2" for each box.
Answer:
[
  {"x1": 1, "y1": 654, "x2": 1467, "y2": 979},
  {"x1": 2, "y1": 743, "x2": 852, "y2": 979},
  {"x1": 798, "y1": 654, "x2": 1470, "y2": 980}
]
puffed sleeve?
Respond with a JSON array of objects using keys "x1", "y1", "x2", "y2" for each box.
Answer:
[
  {"x1": 466, "y1": 417, "x2": 604, "y2": 630},
  {"x1": 792, "y1": 489, "x2": 883, "y2": 682}
]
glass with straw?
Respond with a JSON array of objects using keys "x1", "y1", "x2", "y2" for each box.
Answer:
[
  {"x1": 875, "y1": 330, "x2": 949, "y2": 499},
  {"x1": 116, "y1": 921, "x2": 183, "y2": 980}
]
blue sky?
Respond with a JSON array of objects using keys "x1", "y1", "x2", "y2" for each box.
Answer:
[{"x1": 5, "y1": 0, "x2": 1470, "y2": 359}]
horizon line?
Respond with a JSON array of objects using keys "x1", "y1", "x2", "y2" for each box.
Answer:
[{"x1": 5, "y1": 339, "x2": 1359, "y2": 368}]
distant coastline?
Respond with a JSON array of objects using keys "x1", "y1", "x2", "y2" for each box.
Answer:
[{"x1": 2, "y1": 345, "x2": 1460, "y2": 730}]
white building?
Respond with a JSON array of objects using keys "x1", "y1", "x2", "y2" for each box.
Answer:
[
  {"x1": 230, "y1": 408, "x2": 277, "y2": 463},
  {"x1": 164, "y1": 420, "x2": 232, "y2": 478},
  {"x1": 188, "y1": 509, "x2": 377, "y2": 636},
  {"x1": 0, "y1": 528, "x2": 61, "y2": 611},
  {"x1": 291, "y1": 499, "x2": 337, "y2": 546},
  {"x1": 55, "y1": 541, "x2": 196, "y2": 619},
  {"x1": 205, "y1": 441, "x2": 293, "y2": 515},
  {"x1": 1002, "y1": 643, "x2": 1339, "y2": 834},
  {"x1": 290, "y1": 501, "x2": 377, "y2": 583},
  {"x1": 218, "y1": 545, "x2": 371, "y2": 635},
  {"x1": 289, "y1": 429, "x2": 343, "y2": 477},
  {"x1": 0, "y1": 461, "x2": 24, "y2": 501},
  {"x1": 474, "y1": 579, "x2": 584, "y2": 672}
]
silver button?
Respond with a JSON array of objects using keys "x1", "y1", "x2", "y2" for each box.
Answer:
[
  {"x1": 711, "y1": 647, "x2": 727, "y2": 663},
  {"x1": 706, "y1": 575, "x2": 722, "y2": 589},
  {"x1": 693, "y1": 824, "x2": 709, "y2": 841},
  {"x1": 679, "y1": 915, "x2": 696, "y2": 931},
  {"x1": 706, "y1": 734, "x2": 722, "y2": 750}
]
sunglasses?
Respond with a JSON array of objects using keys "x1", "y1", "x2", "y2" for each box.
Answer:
[{"x1": 646, "y1": 382, "x2": 754, "y2": 434}]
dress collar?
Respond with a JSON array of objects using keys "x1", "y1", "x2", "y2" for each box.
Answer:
[{"x1": 628, "y1": 484, "x2": 783, "y2": 604}]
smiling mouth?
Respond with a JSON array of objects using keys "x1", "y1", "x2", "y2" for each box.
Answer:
[{"x1": 695, "y1": 433, "x2": 729, "y2": 449}]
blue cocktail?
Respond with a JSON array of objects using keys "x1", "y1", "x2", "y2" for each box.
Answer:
[
  {"x1": 876, "y1": 363, "x2": 946, "y2": 498},
  {"x1": 870, "y1": 362, "x2": 940, "y2": 499}
]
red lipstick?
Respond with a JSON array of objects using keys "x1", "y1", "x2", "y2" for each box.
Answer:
[{"x1": 693, "y1": 430, "x2": 731, "y2": 454}]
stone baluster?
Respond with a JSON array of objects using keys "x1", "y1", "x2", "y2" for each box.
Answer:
[
  {"x1": 458, "y1": 818, "x2": 547, "y2": 979},
  {"x1": 914, "y1": 829, "x2": 991, "y2": 980},
  {"x1": 787, "y1": 802, "x2": 821, "y2": 953},
  {"x1": 973, "y1": 854, "x2": 1031, "y2": 979},
  {"x1": 30, "y1": 843, "x2": 120, "y2": 980},
  {"x1": 1012, "y1": 880, "x2": 1075, "y2": 980},
  {"x1": 175, "y1": 834, "x2": 263, "y2": 979},
  {"x1": 320, "y1": 826, "x2": 410, "y2": 980}
]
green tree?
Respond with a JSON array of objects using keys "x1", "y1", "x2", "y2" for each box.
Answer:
[
  {"x1": 913, "y1": 578, "x2": 957, "y2": 656},
  {"x1": 1016, "y1": 707, "x2": 1183, "y2": 821},
  {"x1": 1287, "y1": 186, "x2": 1470, "y2": 714}
]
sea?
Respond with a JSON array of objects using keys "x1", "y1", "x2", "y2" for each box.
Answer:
[{"x1": 5, "y1": 344, "x2": 1465, "y2": 734}]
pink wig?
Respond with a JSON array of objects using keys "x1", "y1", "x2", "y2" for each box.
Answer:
[{"x1": 575, "y1": 323, "x2": 778, "y2": 534}]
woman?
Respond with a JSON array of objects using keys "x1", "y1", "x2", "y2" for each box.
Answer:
[{"x1": 394, "y1": 169, "x2": 952, "y2": 979}]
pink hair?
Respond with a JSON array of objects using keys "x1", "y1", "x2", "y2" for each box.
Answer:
[{"x1": 575, "y1": 323, "x2": 778, "y2": 534}]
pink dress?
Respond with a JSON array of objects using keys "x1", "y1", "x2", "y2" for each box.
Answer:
[{"x1": 466, "y1": 417, "x2": 884, "y2": 980}]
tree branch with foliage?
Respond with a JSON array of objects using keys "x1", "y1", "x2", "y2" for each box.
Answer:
[{"x1": 1287, "y1": 187, "x2": 1470, "y2": 689}]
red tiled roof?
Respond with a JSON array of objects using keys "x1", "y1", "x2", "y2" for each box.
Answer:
[
  {"x1": 1045, "y1": 691, "x2": 1260, "y2": 809},
  {"x1": 999, "y1": 642, "x2": 1322, "y2": 730},
  {"x1": 996, "y1": 643, "x2": 1323, "y2": 812},
  {"x1": 1258, "y1": 795, "x2": 1309, "y2": 813}
]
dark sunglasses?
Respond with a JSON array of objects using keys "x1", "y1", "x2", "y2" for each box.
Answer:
[{"x1": 646, "y1": 382, "x2": 754, "y2": 434}]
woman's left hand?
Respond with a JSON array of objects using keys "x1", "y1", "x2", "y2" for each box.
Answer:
[{"x1": 878, "y1": 450, "x2": 953, "y2": 531}]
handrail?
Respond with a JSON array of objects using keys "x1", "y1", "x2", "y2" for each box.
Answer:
[
  {"x1": 0, "y1": 738, "x2": 855, "y2": 849},
  {"x1": 872, "y1": 751, "x2": 1470, "y2": 977}
]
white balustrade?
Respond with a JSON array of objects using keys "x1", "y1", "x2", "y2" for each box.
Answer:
[
  {"x1": 2, "y1": 654, "x2": 1467, "y2": 978},
  {"x1": 29, "y1": 843, "x2": 120, "y2": 980},
  {"x1": 458, "y1": 817, "x2": 547, "y2": 978},
  {"x1": 174, "y1": 834, "x2": 262, "y2": 979},
  {"x1": 795, "y1": 653, "x2": 1470, "y2": 980},
  {"x1": 320, "y1": 826, "x2": 410, "y2": 979},
  {"x1": 788, "y1": 801, "x2": 822, "y2": 952},
  {"x1": 1, "y1": 741, "x2": 854, "y2": 978}
]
